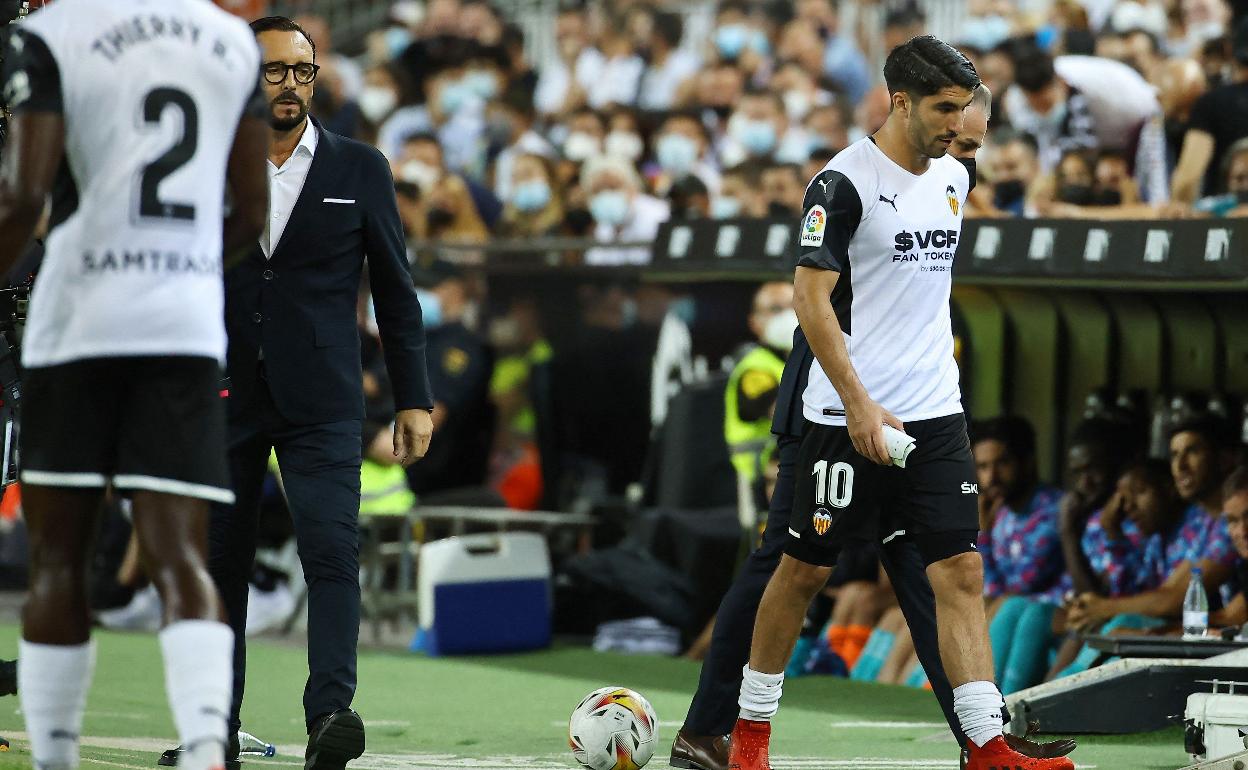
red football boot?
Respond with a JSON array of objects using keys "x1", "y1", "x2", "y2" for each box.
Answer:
[
  {"x1": 727, "y1": 718, "x2": 771, "y2": 770},
  {"x1": 964, "y1": 735, "x2": 1076, "y2": 770}
]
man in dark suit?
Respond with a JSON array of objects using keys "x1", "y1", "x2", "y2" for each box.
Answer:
[{"x1": 164, "y1": 17, "x2": 434, "y2": 770}]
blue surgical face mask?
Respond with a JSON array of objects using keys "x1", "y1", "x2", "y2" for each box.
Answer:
[
  {"x1": 711, "y1": 196, "x2": 742, "y2": 219},
  {"x1": 416, "y1": 288, "x2": 443, "y2": 328},
  {"x1": 715, "y1": 24, "x2": 749, "y2": 58},
  {"x1": 463, "y1": 69, "x2": 498, "y2": 100},
  {"x1": 735, "y1": 118, "x2": 777, "y2": 155},
  {"x1": 589, "y1": 190, "x2": 630, "y2": 226},
  {"x1": 656, "y1": 133, "x2": 699, "y2": 175},
  {"x1": 439, "y1": 79, "x2": 469, "y2": 115},
  {"x1": 512, "y1": 179, "x2": 552, "y2": 212},
  {"x1": 385, "y1": 27, "x2": 413, "y2": 58}
]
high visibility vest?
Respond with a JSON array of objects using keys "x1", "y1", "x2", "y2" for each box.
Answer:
[
  {"x1": 359, "y1": 460, "x2": 416, "y2": 516},
  {"x1": 723, "y1": 345, "x2": 786, "y2": 482}
]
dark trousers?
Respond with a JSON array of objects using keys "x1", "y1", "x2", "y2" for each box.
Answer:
[
  {"x1": 682, "y1": 435, "x2": 968, "y2": 746},
  {"x1": 209, "y1": 375, "x2": 363, "y2": 735}
]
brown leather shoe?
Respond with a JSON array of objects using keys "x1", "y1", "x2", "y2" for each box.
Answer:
[
  {"x1": 959, "y1": 723, "x2": 1077, "y2": 769},
  {"x1": 670, "y1": 728, "x2": 728, "y2": 770}
]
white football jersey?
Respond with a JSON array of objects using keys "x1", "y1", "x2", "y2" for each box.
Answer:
[
  {"x1": 6, "y1": 0, "x2": 262, "y2": 367},
  {"x1": 797, "y1": 137, "x2": 972, "y2": 426}
]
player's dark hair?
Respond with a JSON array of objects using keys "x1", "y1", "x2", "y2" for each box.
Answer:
[
  {"x1": 1225, "y1": 465, "x2": 1248, "y2": 500},
  {"x1": 1012, "y1": 46, "x2": 1057, "y2": 93},
  {"x1": 882, "y1": 35, "x2": 980, "y2": 99},
  {"x1": 971, "y1": 415, "x2": 1036, "y2": 459},
  {"x1": 1122, "y1": 458, "x2": 1179, "y2": 496},
  {"x1": 250, "y1": 16, "x2": 317, "y2": 60},
  {"x1": 1169, "y1": 414, "x2": 1239, "y2": 451}
]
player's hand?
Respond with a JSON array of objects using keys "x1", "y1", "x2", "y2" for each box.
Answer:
[
  {"x1": 393, "y1": 409, "x2": 433, "y2": 466},
  {"x1": 844, "y1": 396, "x2": 903, "y2": 466},
  {"x1": 1067, "y1": 592, "x2": 1111, "y2": 630},
  {"x1": 1101, "y1": 490, "x2": 1127, "y2": 540},
  {"x1": 978, "y1": 492, "x2": 1004, "y2": 532}
]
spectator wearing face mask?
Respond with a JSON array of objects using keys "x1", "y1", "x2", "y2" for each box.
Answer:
[
  {"x1": 604, "y1": 108, "x2": 647, "y2": 166},
  {"x1": 710, "y1": 0, "x2": 771, "y2": 80},
  {"x1": 722, "y1": 89, "x2": 811, "y2": 167},
  {"x1": 357, "y1": 63, "x2": 415, "y2": 143},
  {"x1": 714, "y1": 161, "x2": 767, "y2": 219},
  {"x1": 1172, "y1": 18, "x2": 1248, "y2": 202},
  {"x1": 377, "y1": 53, "x2": 488, "y2": 178},
  {"x1": 534, "y1": 0, "x2": 605, "y2": 118},
  {"x1": 803, "y1": 104, "x2": 851, "y2": 157},
  {"x1": 394, "y1": 133, "x2": 502, "y2": 232},
  {"x1": 499, "y1": 154, "x2": 564, "y2": 237},
  {"x1": 984, "y1": 131, "x2": 1039, "y2": 216},
  {"x1": 581, "y1": 156, "x2": 670, "y2": 266},
  {"x1": 759, "y1": 163, "x2": 806, "y2": 218},
  {"x1": 793, "y1": 0, "x2": 869, "y2": 104},
  {"x1": 653, "y1": 111, "x2": 721, "y2": 196},
  {"x1": 637, "y1": 10, "x2": 701, "y2": 112},
  {"x1": 1195, "y1": 137, "x2": 1248, "y2": 215},
  {"x1": 489, "y1": 83, "x2": 555, "y2": 203},
  {"x1": 1005, "y1": 46, "x2": 1164, "y2": 198}
]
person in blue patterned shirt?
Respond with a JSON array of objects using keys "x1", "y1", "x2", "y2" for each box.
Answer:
[{"x1": 971, "y1": 416, "x2": 1067, "y2": 693}]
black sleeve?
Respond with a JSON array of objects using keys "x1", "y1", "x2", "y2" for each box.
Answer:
[
  {"x1": 959, "y1": 158, "x2": 977, "y2": 193},
  {"x1": 2, "y1": 29, "x2": 62, "y2": 114},
  {"x1": 795, "y1": 169, "x2": 862, "y2": 272},
  {"x1": 363, "y1": 146, "x2": 434, "y2": 411},
  {"x1": 1186, "y1": 89, "x2": 1215, "y2": 135},
  {"x1": 736, "y1": 367, "x2": 781, "y2": 422}
]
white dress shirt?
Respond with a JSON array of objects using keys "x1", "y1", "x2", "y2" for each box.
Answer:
[{"x1": 262, "y1": 119, "x2": 319, "y2": 258}]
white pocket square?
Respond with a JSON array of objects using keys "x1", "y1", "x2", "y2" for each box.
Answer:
[{"x1": 323, "y1": 197, "x2": 355, "y2": 204}]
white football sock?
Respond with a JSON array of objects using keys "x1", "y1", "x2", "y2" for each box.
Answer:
[
  {"x1": 953, "y1": 680, "x2": 1005, "y2": 747},
  {"x1": 159, "y1": 620, "x2": 233, "y2": 770},
  {"x1": 19, "y1": 639, "x2": 96, "y2": 770},
  {"x1": 738, "y1": 665, "x2": 784, "y2": 721}
]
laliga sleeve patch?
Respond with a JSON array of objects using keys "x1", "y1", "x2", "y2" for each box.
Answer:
[{"x1": 800, "y1": 205, "x2": 827, "y2": 247}]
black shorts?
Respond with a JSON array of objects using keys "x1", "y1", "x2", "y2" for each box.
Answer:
[
  {"x1": 786, "y1": 413, "x2": 977, "y2": 567},
  {"x1": 20, "y1": 356, "x2": 233, "y2": 503}
]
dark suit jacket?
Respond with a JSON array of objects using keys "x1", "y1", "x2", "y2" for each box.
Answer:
[{"x1": 224, "y1": 117, "x2": 433, "y2": 425}]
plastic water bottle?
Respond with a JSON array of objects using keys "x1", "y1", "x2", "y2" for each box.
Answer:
[
  {"x1": 237, "y1": 731, "x2": 276, "y2": 758},
  {"x1": 1183, "y1": 568, "x2": 1209, "y2": 640}
]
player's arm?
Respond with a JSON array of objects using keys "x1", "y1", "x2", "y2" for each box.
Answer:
[
  {"x1": 0, "y1": 29, "x2": 63, "y2": 277},
  {"x1": 223, "y1": 76, "x2": 270, "y2": 269},
  {"x1": 1170, "y1": 128, "x2": 1214, "y2": 204},
  {"x1": 793, "y1": 169, "x2": 899, "y2": 466}
]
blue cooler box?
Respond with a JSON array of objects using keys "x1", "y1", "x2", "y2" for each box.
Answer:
[{"x1": 412, "y1": 532, "x2": 551, "y2": 655}]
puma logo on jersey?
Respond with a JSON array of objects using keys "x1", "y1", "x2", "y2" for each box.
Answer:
[
  {"x1": 817, "y1": 178, "x2": 832, "y2": 194},
  {"x1": 879, "y1": 193, "x2": 898, "y2": 212},
  {"x1": 961, "y1": 482, "x2": 978, "y2": 494}
]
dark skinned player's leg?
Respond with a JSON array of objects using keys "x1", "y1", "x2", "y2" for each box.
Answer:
[
  {"x1": 129, "y1": 491, "x2": 223, "y2": 625},
  {"x1": 20, "y1": 485, "x2": 106, "y2": 770}
]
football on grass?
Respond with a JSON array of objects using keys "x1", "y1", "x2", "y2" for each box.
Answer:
[{"x1": 568, "y1": 686, "x2": 659, "y2": 770}]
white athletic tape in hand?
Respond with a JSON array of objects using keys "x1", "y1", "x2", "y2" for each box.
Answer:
[{"x1": 882, "y1": 424, "x2": 917, "y2": 468}]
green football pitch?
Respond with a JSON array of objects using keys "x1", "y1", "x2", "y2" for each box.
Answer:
[{"x1": 0, "y1": 624, "x2": 1189, "y2": 769}]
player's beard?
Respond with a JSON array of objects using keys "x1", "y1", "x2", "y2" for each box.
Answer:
[
  {"x1": 909, "y1": 111, "x2": 954, "y2": 159},
  {"x1": 270, "y1": 90, "x2": 309, "y2": 132}
]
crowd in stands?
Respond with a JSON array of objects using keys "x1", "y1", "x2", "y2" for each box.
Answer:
[
  {"x1": 789, "y1": 404, "x2": 1248, "y2": 693},
  {"x1": 281, "y1": 0, "x2": 1248, "y2": 266}
]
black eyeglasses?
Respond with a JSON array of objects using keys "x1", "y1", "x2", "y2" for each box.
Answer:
[{"x1": 261, "y1": 61, "x2": 320, "y2": 85}]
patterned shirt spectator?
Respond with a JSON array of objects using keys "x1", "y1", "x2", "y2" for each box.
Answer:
[
  {"x1": 1058, "y1": 509, "x2": 1150, "y2": 598},
  {"x1": 1142, "y1": 502, "x2": 1237, "y2": 587},
  {"x1": 981, "y1": 485, "x2": 1067, "y2": 603}
]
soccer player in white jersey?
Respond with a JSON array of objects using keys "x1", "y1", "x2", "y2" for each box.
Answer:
[
  {"x1": 727, "y1": 37, "x2": 1077, "y2": 770},
  {"x1": 0, "y1": 1, "x2": 269, "y2": 769}
]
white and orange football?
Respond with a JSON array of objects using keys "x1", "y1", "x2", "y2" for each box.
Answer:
[{"x1": 568, "y1": 686, "x2": 659, "y2": 770}]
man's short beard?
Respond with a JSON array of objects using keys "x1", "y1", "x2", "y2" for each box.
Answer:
[{"x1": 270, "y1": 101, "x2": 308, "y2": 131}]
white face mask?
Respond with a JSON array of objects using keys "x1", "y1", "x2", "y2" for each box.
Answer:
[
  {"x1": 358, "y1": 86, "x2": 398, "y2": 123},
  {"x1": 563, "y1": 131, "x2": 601, "y2": 162},
  {"x1": 762, "y1": 308, "x2": 798, "y2": 351},
  {"x1": 782, "y1": 89, "x2": 812, "y2": 121},
  {"x1": 604, "y1": 131, "x2": 644, "y2": 161},
  {"x1": 401, "y1": 160, "x2": 441, "y2": 192}
]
